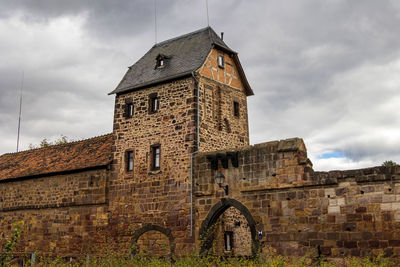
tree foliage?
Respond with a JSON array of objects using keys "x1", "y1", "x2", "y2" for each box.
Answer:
[
  {"x1": 382, "y1": 160, "x2": 398, "y2": 167},
  {"x1": 29, "y1": 135, "x2": 70, "y2": 149}
]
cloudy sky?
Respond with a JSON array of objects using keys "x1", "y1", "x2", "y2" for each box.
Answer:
[{"x1": 1, "y1": 0, "x2": 399, "y2": 171}]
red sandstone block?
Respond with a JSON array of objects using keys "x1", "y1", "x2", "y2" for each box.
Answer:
[
  {"x1": 389, "y1": 240, "x2": 400, "y2": 246},
  {"x1": 344, "y1": 241, "x2": 357, "y2": 249},
  {"x1": 355, "y1": 206, "x2": 367, "y2": 213},
  {"x1": 369, "y1": 240, "x2": 380, "y2": 248}
]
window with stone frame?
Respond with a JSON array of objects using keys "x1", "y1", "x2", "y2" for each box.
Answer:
[
  {"x1": 124, "y1": 97, "x2": 134, "y2": 118},
  {"x1": 126, "y1": 103, "x2": 134, "y2": 118},
  {"x1": 126, "y1": 150, "x2": 134, "y2": 172},
  {"x1": 233, "y1": 101, "x2": 240, "y2": 118},
  {"x1": 149, "y1": 93, "x2": 159, "y2": 113},
  {"x1": 150, "y1": 144, "x2": 161, "y2": 170}
]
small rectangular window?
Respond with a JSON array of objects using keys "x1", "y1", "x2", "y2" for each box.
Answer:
[
  {"x1": 218, "y1": 55, "x2": 224, "y2": 68},
  {"x1": 151, "y1": 145, "x2": 161, "y2": 170},
  {"x1": 126, "y1": 103, "x2": 134, "y2": 118},
  {"x1": 149, "y1": 94, "x2": 159, "y2": 113},
  {"x1": 126, "y1": 151, "x2": 134, "y2": 172},
  {"x1": 233, "y1": 101, "x2": 239, "y2": 117},
  {"x1": 157, "y1": 58, "x2": 164, "y2": 67},
  {"x1": 224, "y1": 231, "x2": 233, "y2": 251}
]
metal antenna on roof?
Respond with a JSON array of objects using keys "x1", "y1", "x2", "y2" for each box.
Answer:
[
  {"x1": 154, "y1": 0, "x2": 158, "y2": 44},
  {"x1": 16, "y1": 71, "x2": 24, "y2": 152},
  {"x1": 205, "y1": 0, "x2": 210, "y2": 26}
]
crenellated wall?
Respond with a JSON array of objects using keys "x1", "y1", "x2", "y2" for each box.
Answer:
[{"x1": 194, "y1": 138, "x2": 400, "y2": 259}]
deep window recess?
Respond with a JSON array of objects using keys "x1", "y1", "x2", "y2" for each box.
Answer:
[
  {"x1": 224, "y1": 231, "x2": 233, "y2": 251},
  {"x1": 149, "y1": 94, "x2": 159, "y2": 113},
  {"x1": 126, "y1": 151, "x2": 134, "y2": 172},
  {"x1": 157, "y1": 58, "x2": 164, "y2": 67},
  {"x1": 151, "y1": 145, "x2": 161, "y2": 170},
  {"x1": 156, "y1": 55, "x2": 165, "y2": 68},
  {"x1": 218, "y1": 55, "x2": 224, "y2": 68},
  {"x1": 126, "y1": 103, "x2": 134, "y2": 118},
  {"x1": 233, "y1": 101, "x2": 239, "y2": 117}
]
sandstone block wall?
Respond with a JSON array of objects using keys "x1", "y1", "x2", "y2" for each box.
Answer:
[
  {"x1": 0, "y1": 169, "x2": 107, "y2": 211},
  {"x1": 108, "y1": 65, "x2": 251, "y2": 255},
  {"x1": 109, "y1": 77, "x2": 198, "y2": 254},
  {"x1": 0, "y1": 168, "x2": 109, "y2": 257},
  {"x1": 194, "y1": 139, "x2": 400, "y2": 258}
]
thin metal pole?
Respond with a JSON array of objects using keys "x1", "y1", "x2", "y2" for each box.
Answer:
[
  {"x1": 154, "y1": 0, "x2": 157, "y2": 44},
  {"x1": 16, "y1": 71, "x2": 24, "y2": 152},
  {"x1": 206, "y1": 0, "x2": 210, "y2": 26}
]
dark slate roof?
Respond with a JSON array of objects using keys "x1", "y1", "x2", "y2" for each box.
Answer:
[
  {"x1": 0, "y1": 134, "x2": 113, "y2": 181},
  {"x1": 109, "y1": 27, "x2": 253, "y2": 95}
]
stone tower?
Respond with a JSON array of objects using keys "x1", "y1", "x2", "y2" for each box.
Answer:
[{"x1": 108, "y1": 27, "x2": 253, "y2": 255}]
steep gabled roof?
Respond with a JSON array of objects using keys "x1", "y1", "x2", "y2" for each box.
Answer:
[
  {"x1": 109, "y1": 27, "x2": 253, "y2": 95},
  {"x1": 0, "y1": 134, "x2": 113, "y2": 181}
]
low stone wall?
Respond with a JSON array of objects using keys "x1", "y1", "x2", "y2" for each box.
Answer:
[
  {"x1": 194, "y1": 138, "x2": 400, "y2": 258},
  {"x1": 0, "y1": 169, "x2": 107, "y2": 211},
  {"x1": 0, "y1": 168, "x2": 109, "y2": 256}
]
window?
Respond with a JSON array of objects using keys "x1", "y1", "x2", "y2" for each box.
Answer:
[
  {"x1": 151, "y1": 145, "x2": 161, "y2": 170},
  {"x1": 233, "y1": 101, "x2": 239, "y2": 117},
  {"x1": 126, "y1": 151, "x2": 134, "y2": 172},
  {"x1": 126, "y1": 103, "x2": 134, "y2": 118},
  {"x1": 156, "y1": 55, "x2": 165, "y2": 68},
  {"x1": 124, "y1": 98, "x2": 134, "y2": 118},
  {"x1": 218, "y1": 55, "x2": 224, "y2": 68},
  {"x1": 149, "y1": 93, "x2": 159, "y2": 113},
  {"x1": 157, "y1": 58, "x2": 164, "y2": 68},
  {"x1": 224, "y1": 231, "x2": 233, "y2": 251}
]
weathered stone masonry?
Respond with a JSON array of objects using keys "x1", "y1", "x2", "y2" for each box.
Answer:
[
  {"x1": 1, "y1": 26, "x2": 399, "y2": 260},
  {"x1": 194, "y1": 139, "x2": 400, "y2": 258}
]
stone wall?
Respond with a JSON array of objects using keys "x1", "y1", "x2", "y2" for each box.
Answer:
[
  {"x1": 0, "y1": 168, "x2": 109, "y2": 257},
  {"x1": 194, "y1": 139, "x2": 400, "y2": 259},
  {"x1": 212, "y1": 207, "x2": 252, "y2": 256},
  {"x1": 0, "y1": 169, "x2": 107, "y2": 211},
  {"x1": 109, "y1": 77, "x2": 198, "y2": 255},
  {"x1": 108, "y1": 61, "x2": 251, "y2": 255}
]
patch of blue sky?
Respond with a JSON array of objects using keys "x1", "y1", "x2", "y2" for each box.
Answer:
[{"x1": 318, "y1": 151, "x2": 345, "y2": 159}]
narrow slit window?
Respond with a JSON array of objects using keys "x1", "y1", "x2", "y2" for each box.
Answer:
[
  {"x1": 126, "y1": 151, "x2": 134, "y2": 172},
  {"x1": 233, "y1": 101, "x2": 239, "y2": 117},
  {"x1": 149, "y1": 94, "x2": 159, "y2": 113},
  {"x1": 151, "y1": 145, "x2": 161, "y2": 170},
  {"x1": 224, "y1": 231, "x2": 233, "y2": 251},
  {"x1": 127, "y1": 103, "x2": 134, "y2": 118}
]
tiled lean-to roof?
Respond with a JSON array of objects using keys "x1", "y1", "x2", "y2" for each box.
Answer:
[
  {"x1": 0, "y1": 134, "x2": 113, "y2": 181},
  {"x1": 109, "y1": 27, "x2": 253, "y2": 96}
]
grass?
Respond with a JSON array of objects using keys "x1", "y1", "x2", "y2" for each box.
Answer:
[{"x1": 4, "y1": 253, "x2": 398, "y2": 267}]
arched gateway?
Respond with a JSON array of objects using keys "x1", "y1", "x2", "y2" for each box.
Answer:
[
  {"x1": 131, "y1": 224, "x2": 175, "y2": 257},
  {"x1": 199, "y1": 198, "x2": 260, "y2": 257}
]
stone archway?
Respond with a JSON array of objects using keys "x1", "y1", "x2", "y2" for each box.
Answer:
[
  {"x1": 131, "y1": 224, "x2": 175, "y2": 257},
  {"x1": 199, "y1": 198, "x2": 259, "y2": 257}
]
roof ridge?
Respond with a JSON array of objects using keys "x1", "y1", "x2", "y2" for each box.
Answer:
[
  {"x1": 2, "y1": 133, "x2": 112, "y2": 156},
  {"x1": 154, "y1": 27, "x2": 211, "y2": 47}
]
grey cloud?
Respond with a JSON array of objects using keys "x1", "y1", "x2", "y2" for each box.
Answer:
[{"x1": 1, "y1": 0, "x2": 399, "y2": 171}]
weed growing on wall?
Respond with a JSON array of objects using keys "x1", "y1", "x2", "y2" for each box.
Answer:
[{"x1": 0, "y1": 221, "x2": 23, "y2": 267}]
